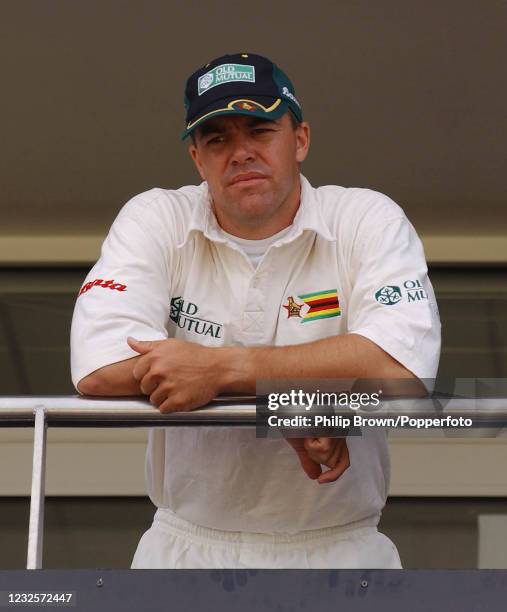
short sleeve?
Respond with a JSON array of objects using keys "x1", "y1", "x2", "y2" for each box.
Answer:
[
  {"x1": 70, "y1": 210, "x2": 171, "y2": 389},
  {"x1": 346, "y1": 216, "x2": 441, "y2": 381}
]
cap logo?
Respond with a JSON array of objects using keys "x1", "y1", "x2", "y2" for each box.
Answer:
[
  {"x1": 282, "y1": 86, "x2": 301, "y2": 109},
  {"x1": 231, "y1": 101, "x2": 259, "y2": 112},
  {"x1": 198, "y1": 63, "x2": 255, "y2": 96}
]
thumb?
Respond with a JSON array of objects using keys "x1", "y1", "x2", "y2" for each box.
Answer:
[
  {"x1": 127, "y1": 336, "x2": 155, "y2": 354},
  {"x1": 304, "y1": 437, "x2": 331, "y2": 453}
]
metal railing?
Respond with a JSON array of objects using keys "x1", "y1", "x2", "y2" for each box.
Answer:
[
  {"x1": 0, "y1": 395, "x2": 257, "y2": 569},
  {"x1": 0, "y1": 395, "x2": 506, "y2": 570}
]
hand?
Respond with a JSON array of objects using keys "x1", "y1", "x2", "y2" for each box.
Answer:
[
  {"x1": 127, "y1": 337, "x2": 223, "y2": 413},
  {"x1": 285, "y1": 437, "x2": 350, "y2": 484}
]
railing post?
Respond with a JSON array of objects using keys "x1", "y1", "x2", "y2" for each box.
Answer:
[{"x1": 26, "y1": 405, "x2": 47, "y2": 570}]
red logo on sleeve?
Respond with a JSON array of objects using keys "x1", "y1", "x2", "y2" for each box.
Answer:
[{"x1": 78, "y1": 279, "x2": 127, "y2": 296}]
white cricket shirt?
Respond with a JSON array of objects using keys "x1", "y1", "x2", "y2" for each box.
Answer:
[{"x1": 71, "y1": 175, "x2": 441, "y2": 533}]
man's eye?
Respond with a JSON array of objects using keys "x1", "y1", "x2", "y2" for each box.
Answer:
[
  {"x1": 206, "y1": 136, "x2": 224, "y2": 145},
  {"x1": 253, "y1": 128, "x2": 273, "y2": 134}
]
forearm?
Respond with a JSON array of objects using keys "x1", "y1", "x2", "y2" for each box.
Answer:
[
  {"x1": 219, "y1": 333, "x2": 422, "y2": 395},
  {"x1": 77, "y1": 333, "x2": 422, "y2": 401},
  {"x1": 77, "y1": 356, "x2": 142, "y2": 396}
]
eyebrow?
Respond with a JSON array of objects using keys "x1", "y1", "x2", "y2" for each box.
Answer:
[{"x1": 197, "y1": 117, "x2": 278, "y2": 138}]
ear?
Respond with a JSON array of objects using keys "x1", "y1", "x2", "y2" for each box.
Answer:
[
  {"x1": 188, "y1": 142, "x2": 206, "y2": 181},
  {"x1": 295, "y1": 121, "x2": 310, "y2": 163}
]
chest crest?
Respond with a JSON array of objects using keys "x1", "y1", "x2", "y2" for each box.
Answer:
[{"x1": 282, "y1": 289, "x2": 341, "y2": 323}]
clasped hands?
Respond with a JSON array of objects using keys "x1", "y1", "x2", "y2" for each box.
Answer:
[{"x1": 128, "y1": 336, "x2": 350, "y2": 484}]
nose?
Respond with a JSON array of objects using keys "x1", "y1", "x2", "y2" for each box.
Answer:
[{"x1": 230, "y1": 131, "x2": 256, "y2": 165}]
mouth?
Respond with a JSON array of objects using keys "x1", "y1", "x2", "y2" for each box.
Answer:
[{"x1": 229, "y1": 172, "x2": 268, "y2": 187}]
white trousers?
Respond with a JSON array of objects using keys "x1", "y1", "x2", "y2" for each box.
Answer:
[{"x1": 131, "y1": 509, "x2": 402, "y2": 569}]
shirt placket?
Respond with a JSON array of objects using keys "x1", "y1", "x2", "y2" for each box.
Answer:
[{"x1": 236, "y1": 249, "x2": 269, "y2": 345}]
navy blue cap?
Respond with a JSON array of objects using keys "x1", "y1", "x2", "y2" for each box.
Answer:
[{"x1": 182, "y1": 53, "x2": 303, "y2": 140}]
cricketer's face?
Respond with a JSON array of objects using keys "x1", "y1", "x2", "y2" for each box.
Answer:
[{"x1": 188, "y1": 112, "x2": 310, "y2": 238}]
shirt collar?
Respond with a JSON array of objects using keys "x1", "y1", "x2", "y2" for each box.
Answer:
[
  {"x1": 288, "y1": 174, "x2": 335, "y2": 243},
  {"x1": 176, "y1": 173, "x2": 334, "y2": 249}
]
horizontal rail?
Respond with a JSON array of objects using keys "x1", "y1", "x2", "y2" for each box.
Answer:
[
  {"x1": 0, "y1": 396, "x2": 257, "y2": 426},
  {"x1": 0, "y1": 396, "x2": 506, "y2": 427}
]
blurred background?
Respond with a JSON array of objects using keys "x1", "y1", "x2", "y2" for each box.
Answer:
[{"x1": 0, "y1": 0, "x2": 506, "y2": 569}]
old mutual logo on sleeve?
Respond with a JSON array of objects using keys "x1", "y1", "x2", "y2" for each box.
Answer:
[
  {"x1": 198, "y1": 64, "x2": 255, "y2": 95},
  {"x1": 375, "y1": 280, "x2": 428, "y2": 305}
]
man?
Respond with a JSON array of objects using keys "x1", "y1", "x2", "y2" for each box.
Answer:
[{"x1": 71, "y1": 53, "x2": 441, "y2": 568}]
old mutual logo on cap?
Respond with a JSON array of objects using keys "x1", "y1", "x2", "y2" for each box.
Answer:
[{"x1": 198, "y1": 64, "x2": 256, "y2": 96}]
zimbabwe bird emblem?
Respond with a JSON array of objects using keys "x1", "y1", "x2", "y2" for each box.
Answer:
[{"x1": 283, "y1": 296, "x2": 303, "y2": 318}]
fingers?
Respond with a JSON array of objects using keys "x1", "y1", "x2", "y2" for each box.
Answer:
[
  {"x1": 317, "y1": 440, "x2": 350, "y2": 484},
  {"x1": 304, "y1": 437, "x2": 333, "y2": 455},
  {"x1": 285, "y1": 437, "x2": 350, "y2": 482},
  {"x1": 127, "y1": 337, "x2": 157, "y2": 355},
  {"x1": 157, "y1": 394, "x2": 191, "y2": 414},
  {"x1": 285, "y1": 438, "x2": 322, "y2": 480},
  {"x1": 297, "y1": 451, "x2": 323, "y2": 480},
  {"x1": 149, "y1": 384, "x2": 166, "y2": 406},
  {"x1": 132, "y1": 356, "x2": 151, "y2": 387},
  {"x1": 314, "y1": 437, "x2": 344, "y2": 471},
  {"x1": 299, "y1": 437, "x2": 350, "y2": 484},
  {"x1": 304, "y1": 437, "x2": 339, "y2": 466},
  {"x1": 144, "y1": 384, "x2": 184, "y2": 413},
  {"x1": 129, "y1": 338, "x2": 157, "y2": 389}
]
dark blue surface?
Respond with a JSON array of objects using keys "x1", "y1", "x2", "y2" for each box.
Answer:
[{"x1": 1, "y1": 570, "x2": 507, "y2": 611}]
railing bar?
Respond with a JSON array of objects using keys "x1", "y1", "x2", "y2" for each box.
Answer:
[
  {"x1": 26, "y1": 405, "x2": 47, "y2": 570},
  {"x1": 0, "y1": 397, "x2": 506, "y2": 427}
]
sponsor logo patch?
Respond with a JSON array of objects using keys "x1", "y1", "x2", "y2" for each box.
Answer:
[
  {"x1": 375, "y1": 280, "x2": 428, "y2": 305},
  {"x1": 375, "y1": 285, "x2": 402, "y2": 306},
  {"x1": 198, "y1": 63, "x2": 255, "y2": 96},
  {"x1": 170, "y1": 296, "x2": 223, "y2": 339},
  {"x1": 282, "y1": 86, "x2": 301, "y2": 108},
  {"x1": 79, "y1": 278, "x2": 127, "y2": 296}
]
